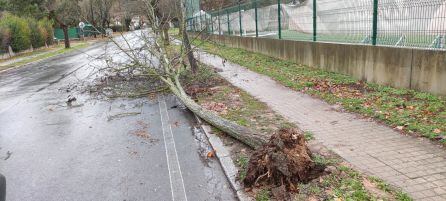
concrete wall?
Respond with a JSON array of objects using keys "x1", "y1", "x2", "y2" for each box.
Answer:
[{"x1": 203, "y1": 35, "x2": 446, "y2": 96}]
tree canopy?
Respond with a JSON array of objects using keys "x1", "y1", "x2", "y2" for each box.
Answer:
[{"x1": 0, "y1": 0, "x2": 46, "y2": 18}]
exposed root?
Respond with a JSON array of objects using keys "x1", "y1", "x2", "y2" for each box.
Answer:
[{"x1": 243, "y1": 128, "x2": 325, "y2": 192}]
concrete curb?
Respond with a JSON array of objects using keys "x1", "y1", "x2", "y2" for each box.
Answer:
[{"x1": 194, "y1": 115, "x2": 252, "y2": 201}]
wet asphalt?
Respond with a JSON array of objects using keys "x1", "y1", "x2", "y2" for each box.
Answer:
[{"x1": 0, "y1": 40, "x2": 236, "y2": 201}]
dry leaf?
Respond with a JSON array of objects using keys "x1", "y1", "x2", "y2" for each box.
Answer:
[
  {"x1": 396, "y1": 126, "x2": 404, "y2": 131},
  {"x1": 207, "y1": 150, "x2": 215, "y2": 158},
  {"x1": 433, "y1": 129, "x2": 442, "y2": 134}
]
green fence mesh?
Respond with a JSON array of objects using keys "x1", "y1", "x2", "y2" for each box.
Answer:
[
  {"x1": 189, "y1": 0, "x2": 446, "y2": 50},
  {"x1": 54, "y1": 28, "x2": 80, "y2": 40}
]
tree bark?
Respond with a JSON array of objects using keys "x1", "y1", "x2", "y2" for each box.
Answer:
[
  {"x1": 166, "y1": 77, "x2": 266, "y2": 149},
  {"x1": 162, "y1": 24, "x2": 170, "y2": 46},
  {"x1": 180, "y1": 0, "x2": 198, "y2": 74},
  {"x1": 178, "y1": 21, "x2": 183, "y2": 36},
  {"x1": 182, "y1": 29, "x2": 198, "y2": 74},
  {"x1": 62, "y1": 25, "x2": 70, "y2": 49}
]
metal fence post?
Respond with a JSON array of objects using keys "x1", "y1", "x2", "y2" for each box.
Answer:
[
  {"x1": 278, "y1": 0, "x2": 282, "y2": 39},
  {"x1": 239, "y1": 2, "x2": 243, "y2": 36},
  {"x1": 200, "y1": 12, "x2": 203, "y2": 31},
  {"x1": 255, "y1": 0, "x2": 258, "y2": 37},
  {"x1": 227, "y1": 10, "x2": 231, "y2": 35},
  {"x1": 372, "y1": 0, "x2": 378, "y2": 45},
  {"x1": 211, "y1": 15, "x2": 214, "y2": 34},
  {"x1": 313, "y1": 0, "x2": 317, "y2": 41},
  {"x1": 205, "y1": 13, "x2": 209, "y2": 34},
  {"x1": 218, "y1": 11, "x2": 221, "y2": 35}
]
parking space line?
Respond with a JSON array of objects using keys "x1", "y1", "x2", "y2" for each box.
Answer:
[{"x1": 158, "y1": 95, "x2": 188, "y2": 201}]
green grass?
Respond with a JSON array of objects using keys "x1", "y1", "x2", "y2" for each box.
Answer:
[
  {"x1": 236, "y1": 154, "x2": 249, "y2": 180},
  {"x1": 294, "y1": 164, "x2": 413, "y2": 200},
  {"x1": 0, "y1": 42, "x2": 89, "y2": 71},
  {"x1": 323, "y1": 166, "x2": 411, "y2": 201},
  {"x1": 191, "y1": 39, "x2": 446, "y2": 143},
  {"x1": 255, "y1": 189, "x2": 270, "y2": 201},
  {"x1": 312, "y1": 154, "x2": 339, "y2": 166},
  {"x1": 368, "y1": 176, "x2": 413, "y2": 201},
  {"x1": 304, "y1": 131, "x2": 315, "y2": 141}
]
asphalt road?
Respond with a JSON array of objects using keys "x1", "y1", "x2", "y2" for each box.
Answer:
[{"x1": 0, "y1": 39, "x2": 236, "y2": 201}]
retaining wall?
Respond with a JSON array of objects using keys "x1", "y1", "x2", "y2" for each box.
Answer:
[{"x1": 202, "y1": 35, "x2": 446, "y2": 95}]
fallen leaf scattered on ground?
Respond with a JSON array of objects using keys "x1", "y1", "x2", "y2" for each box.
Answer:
[
  {"x1": 207, "y1": 150, "x2": 215, "y2": 158},
  {"x1": 202, "y1": 101, "x2": 228, "y2": 115}
]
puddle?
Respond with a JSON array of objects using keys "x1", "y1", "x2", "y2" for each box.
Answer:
[{"x1": 192, "y1": 126, "x2": 214, "y2": 167}]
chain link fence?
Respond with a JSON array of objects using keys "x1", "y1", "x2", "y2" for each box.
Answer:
[{"x1": 187, "y1": 0, "x2": 446, "y2": 50}]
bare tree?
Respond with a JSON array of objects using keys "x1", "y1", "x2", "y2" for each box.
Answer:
[
  {"x1": 46, "y1": 0, "x2": 81, "y2": 48},
  {"x1": 146, "y1": 0, "x2": 198, "y2": 73}
]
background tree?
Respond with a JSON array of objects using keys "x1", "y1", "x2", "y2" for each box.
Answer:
[
  {"x1": 45, "y1": 0, "x2": 81, "y2": 48},
  {"x1": 200, "y1": 0, "x2": 244, "y2": 11},
  {"x1": 0, "y1": 0, "x2": 46, "y2": 18},
  {"x1": 93, "y1": 0, "x2": 115, "y2": 29}
]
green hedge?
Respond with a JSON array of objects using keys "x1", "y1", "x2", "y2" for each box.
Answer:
[
  {"x1": 38, "y1": 19, "x2": 54, "y2": 46},
  {"x1": 0, "y1": 13, "x2": 54, "y2": 53},
  {"x1": 28, "y1": 18, "x2": 45, "y2": 48}
]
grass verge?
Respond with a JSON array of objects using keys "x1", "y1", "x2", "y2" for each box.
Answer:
[
  {"x1": 191, "y1": 38, "x2": 446, "y2": 143},
  {"x1": 0, "y1": 42, "x2": 89, "y2": 71}
]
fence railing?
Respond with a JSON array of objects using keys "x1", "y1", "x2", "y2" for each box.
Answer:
[{"x1": 187, "y1": 0, "x2": 446, "y2": 50}]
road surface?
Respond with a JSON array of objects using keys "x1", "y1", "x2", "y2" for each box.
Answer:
[{"x1": 0, "y1": 39, "x2": 236, "y2": 201}]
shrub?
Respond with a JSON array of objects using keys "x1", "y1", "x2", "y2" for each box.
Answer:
[
  {"x1": 0, "y1": 24, "x2": 10, "y2": 54},
  {"x1": 0, "y1": 13, "x2": 31, "y2": 52},
  {"x1": 110, "y1": 25, "x2": 124, "y2": 32},
  {"x1": 28, "y1": 18, "x2": 45, "y2": 48},
  {"x1": 38, "y1": 19, "x2": 54, "y2": 45}
]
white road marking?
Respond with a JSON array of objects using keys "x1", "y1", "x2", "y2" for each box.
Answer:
[{"x1": 158, "y1": 95, "x2": 188, "y2": 201}]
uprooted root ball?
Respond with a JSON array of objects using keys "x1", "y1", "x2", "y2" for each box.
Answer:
[{"x1": 243, "y1": 128, "x2": 324, "y2": 191}]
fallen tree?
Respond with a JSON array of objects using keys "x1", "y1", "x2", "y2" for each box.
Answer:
[
  {"x1": 98, "y1": 0, "x2": 324, "y2": 196},
  {"x1": 100, "y1": 0, "x2": 265, "y2": 149}
]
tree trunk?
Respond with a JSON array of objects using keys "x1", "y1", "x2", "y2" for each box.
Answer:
[
  {"x1": 62, "y1": 25, "x2": 70, "y2": 49},
  {"x1": 180, "y1": 0, "x2": 198, "y2": 74},
  {"x1": 162, "y1": 24, "x2": 170, "y2": 46},
  {"x1": 178, "y1": 22, "x2": 183, "y2": 36},
  {"x1": 182, "y1": 26, "x2": 198, "y2": 74},
  {"x1": 167, "y1": 77, "x2": 266, "y2": 149}
]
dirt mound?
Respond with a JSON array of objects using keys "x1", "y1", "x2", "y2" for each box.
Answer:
[{"x1": 243, "y1": 128, "x2": 324, "y2": 191}]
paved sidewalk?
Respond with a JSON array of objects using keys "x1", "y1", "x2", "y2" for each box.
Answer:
[{"x1": 197, "y1": 51, "x2": 446, "y2": 200}]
